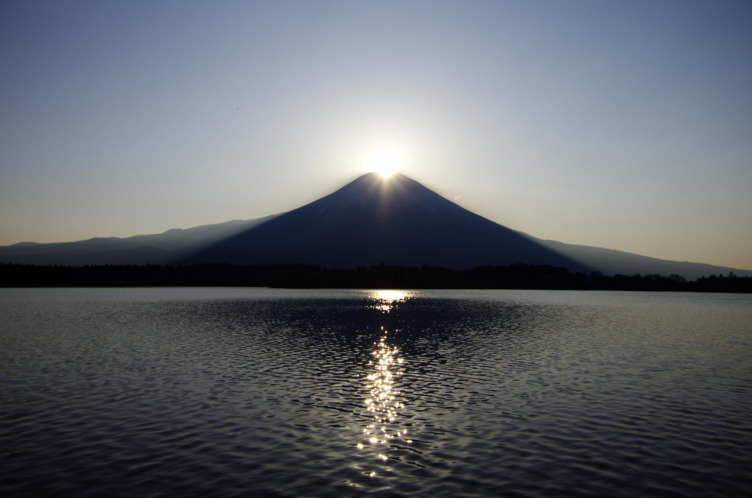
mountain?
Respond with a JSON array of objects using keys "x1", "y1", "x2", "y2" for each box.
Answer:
[
  {"x1": 536, "y1": 238, "x2": 748, "y2": 280},
  {"x1": 0, "y1": 216, "x2": 276, "y2": 266},
  {"x1": 180, "y1": 173, "x2": 590, "y2": 271},
  {"x1": 1, "y1": 172, "x2": 749, "y2": 279}
]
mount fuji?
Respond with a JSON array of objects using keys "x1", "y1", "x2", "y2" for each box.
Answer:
[
  {"x1": 180, "y1": 173, "x2": 589, "y2": 271},
  {"x1": 1, "y1": 172, "x2": 749, "y2": 280}
]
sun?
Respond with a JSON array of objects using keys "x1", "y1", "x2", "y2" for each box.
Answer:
[{"x1": 367, "y1": 149, "x2": 404, "y2": 179}]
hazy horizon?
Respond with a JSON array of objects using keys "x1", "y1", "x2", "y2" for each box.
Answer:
[{"x1": 1, "y1": 1, "x2": 751, "y2": 269}]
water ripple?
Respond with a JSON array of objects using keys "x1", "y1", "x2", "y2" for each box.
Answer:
[{"x1": 1, "y1": 289, "x2": 751, "y2": 497}]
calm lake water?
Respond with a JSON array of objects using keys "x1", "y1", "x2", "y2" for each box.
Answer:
[{"x1": 1, "y1": 288, "x2": 751, "y2": 497}]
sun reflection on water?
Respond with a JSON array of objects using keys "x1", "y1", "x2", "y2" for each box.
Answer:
[
  {"x1": 363, "y1": 326, "x2": 405, "y2": 448},
  {"x1": 357, "y1": 290, "x2": 413, "y2": 477},
  {"x1": 368, "y1": 290, "x2": 411, "y2": 313}
]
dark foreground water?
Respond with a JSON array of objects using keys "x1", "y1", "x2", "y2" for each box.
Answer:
[{"x1": 1, "y1": 288, "x2": 751, "y2": 497}]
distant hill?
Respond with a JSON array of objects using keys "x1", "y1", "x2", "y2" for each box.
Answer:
[
  {"x1": 1, "y1": 173, "x2": 749, "y2": 280},
  {"x1": 0, "y1": 216, "x2": 276, "y2": 266},
  {"x1": 536, "y1": 238, "x2": 748, "y2": 281}
]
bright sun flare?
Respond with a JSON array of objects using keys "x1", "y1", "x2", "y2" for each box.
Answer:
[{"x1": 367, "y1": 149, "x2": 404, "y2": 179}]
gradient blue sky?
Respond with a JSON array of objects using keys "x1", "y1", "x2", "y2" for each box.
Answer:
[{"x1": 2, "y1": 0, "x2": 751, "y2": 269}]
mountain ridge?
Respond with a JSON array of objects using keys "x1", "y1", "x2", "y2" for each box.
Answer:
[{"x1": 1, "y1": 172, "x2": 748, "y2": 280}]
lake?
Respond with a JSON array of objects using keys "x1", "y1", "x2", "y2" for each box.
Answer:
[{"x1": 1, "y1": 288, "x2": 751, "y2": 497}]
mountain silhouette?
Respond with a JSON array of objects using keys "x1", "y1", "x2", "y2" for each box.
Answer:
[
  {"x1": 0, "y1": 217, "x2": 276, "y2": 266},
  {"x1": 1, "y1": 172, "x2": 749, "y2": 279},
  {"x1": 179, "y1": 173, "x2": 590, "y2": 271}
]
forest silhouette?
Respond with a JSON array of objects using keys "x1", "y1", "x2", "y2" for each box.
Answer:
[{"x1": 1, "y1": 263, "x2": 749, "y2": 293}]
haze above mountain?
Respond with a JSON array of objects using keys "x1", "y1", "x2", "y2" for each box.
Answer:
[{"x1": 1, "y1": 173, "x2": 748, "y2": 280}]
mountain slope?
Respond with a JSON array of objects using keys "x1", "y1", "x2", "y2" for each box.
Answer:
[
  {"x1": 1, "y1": 172, "x2": 748, "y2": 279},
  {"x1": 536, "y1": 238, "x2": 748, "y2": 280},
  {"x1": 180, "y1": 173, "x2": 590, "y2": 271},
  {"x1": 0, "y1": 216, "x2": 276, "y2": 265}
]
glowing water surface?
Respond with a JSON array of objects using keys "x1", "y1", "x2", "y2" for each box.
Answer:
[
  {"x1": 1, "y1": 288, "x2": 751, "y2": 497},
  {"x1": 359, "y1": 291, "x2": 411, "y2": 476}
]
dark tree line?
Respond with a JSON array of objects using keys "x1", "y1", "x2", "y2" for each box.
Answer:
[{"x1": 1, "y1": 263, "x2": 750, "y2": 292}]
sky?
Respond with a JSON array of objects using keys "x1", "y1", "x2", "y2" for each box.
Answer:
[{"x1": 1, "y1": 0, "x2": 751, "y2": 270}]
